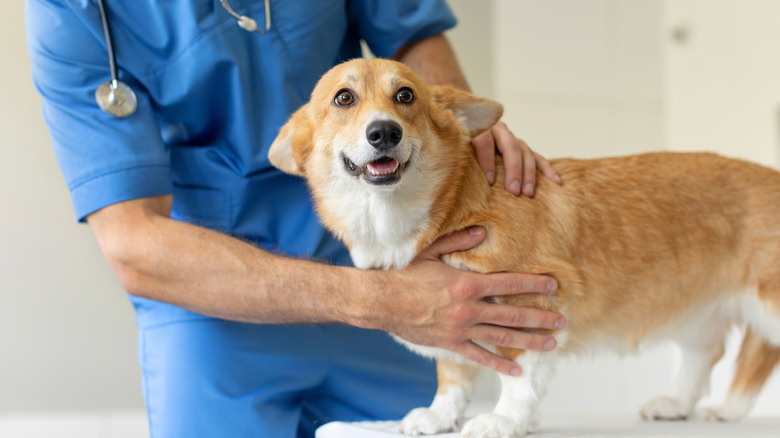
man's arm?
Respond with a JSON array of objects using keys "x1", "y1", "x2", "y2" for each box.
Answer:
[
  {"x1": 88, "y1": 195, "x2": 563, "y2": 376},
  {"x1": 392, "y1": 34, "x2": 470, "y2": 90},
  {"x1": 89, "y1": 195, "x2": 357, "y2": 324},
  {"x1": 392, "y1": 34, "x2": 562, "y2": 196}
]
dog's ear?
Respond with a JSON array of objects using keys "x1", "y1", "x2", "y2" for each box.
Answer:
[
  {"x1": 430, "y1": 85, "x2": 504, "y2": 137},
  {"x1": 269, "y1": 105, "x2": 314, "y2": 176}
]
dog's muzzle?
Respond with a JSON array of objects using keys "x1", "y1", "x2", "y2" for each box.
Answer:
[{"x1": 341, "y1": 120, "x2": 413, "y2": 186}]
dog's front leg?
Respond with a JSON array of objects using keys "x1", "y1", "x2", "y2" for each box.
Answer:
[
  {"x1": 399, "y1": 359, "x2": 479, "y2": 435},
  {"x1": 460, "y1": 350, "x2": 557, "y2": 438}
]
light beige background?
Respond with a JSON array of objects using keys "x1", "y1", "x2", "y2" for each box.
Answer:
[
  {"x1": 2, "y1": 0, "x2": 778, "y2": 427},
  {"x1": 1, "y1": 0, "x2": 143, "y2": 412}
]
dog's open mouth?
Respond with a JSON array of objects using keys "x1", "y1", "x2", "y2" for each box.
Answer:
[
  {"x1": 343, "y1": 154, "x2": 406, "y2": 186},
  {"x1": 367, "y1": 157, "x2": 399, "y2": 177}
]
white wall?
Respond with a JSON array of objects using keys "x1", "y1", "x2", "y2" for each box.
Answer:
[
  {"x1": 493, "y1": 0, "x2": 666, "y2": 160},
  {"x1": 0, "y1": 1, "x2": 143, "y2": 412},
  {"x1": 664, "y1": 0, "x2": 780, "y2": 169}
]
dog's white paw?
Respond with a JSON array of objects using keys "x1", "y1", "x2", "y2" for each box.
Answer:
[
  {"x1": 701, "y1": 407, "x2": 741, "y2": 422},
  {"x1": 460, "y1": 413, "x2": 530, "y2": 438},
  {"x1": 639, "y1": 396, "x2": 692, "y2": 421},
  {"x1": 701, "y1": 397, "x2": 752, "y2": 422},
  {"x1": 398, "y1": 407, "x2": 457, "y2": 436}
]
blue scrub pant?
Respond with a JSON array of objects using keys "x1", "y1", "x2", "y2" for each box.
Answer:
[{"x1": 138, "y1": 319, "x2": 437, "y2": 437}]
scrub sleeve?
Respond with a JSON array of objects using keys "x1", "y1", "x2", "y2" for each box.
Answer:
[
  {"x1": 25, "y1": 0, "x2": 173, "y2": 220},
  {"x1": 26, "y1": 1, "x2": 458, "y2": 437}
]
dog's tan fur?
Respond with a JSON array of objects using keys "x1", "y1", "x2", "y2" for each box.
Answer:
[{"x1": 270, "y1": 58, "x2": 780, "y2": 436}]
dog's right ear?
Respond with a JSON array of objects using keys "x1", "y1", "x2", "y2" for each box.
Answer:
[
  {"x1": 269, "y1": 105, "x2": 313, "y2": 177},
  {"x1": 430, "y1": 85, "x2": 504, "y2": 137}
]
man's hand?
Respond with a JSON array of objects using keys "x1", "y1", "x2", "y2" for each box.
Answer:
[
  {"x1": 366, "y1": 226, "x2": 565, "y2": 376},
  {"x1": 472, "y1": 121, "x2": 562, "y2": 196}
]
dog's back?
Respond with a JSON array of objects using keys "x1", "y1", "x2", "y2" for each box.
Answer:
[{"x1": 443, "y1": 151, "x2": 780, "y2": 338}]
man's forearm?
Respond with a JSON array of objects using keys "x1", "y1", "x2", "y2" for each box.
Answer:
[
  {"x1": 89, "y1": 196, "x2": 366, "y2": 326},
  {"x1": 393, "y1": 34, "x2": 470, "y2": 91}
]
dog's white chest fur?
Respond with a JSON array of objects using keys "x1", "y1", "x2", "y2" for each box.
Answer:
[
  {"x1": 327, "y1": 175, "x2": 434, "y2": 270},
  {"x1": 350, "y1": 241, "x2": 418, "y2": 270}
]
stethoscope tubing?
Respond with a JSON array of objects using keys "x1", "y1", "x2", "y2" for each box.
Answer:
[
  {"x1": 94, "y1": 0, "x2": 268, "y2": 117},
  {"x1": 96, "y1": 0, "x2": 118, "y2": 84}
]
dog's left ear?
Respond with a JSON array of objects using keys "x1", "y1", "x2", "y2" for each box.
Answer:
[
  {"x1": 430, "y1": 85, "x2": 504, "y2": 137},
  {"x1": 269, "y1": 105, "x2": 314, "y2": 176}
]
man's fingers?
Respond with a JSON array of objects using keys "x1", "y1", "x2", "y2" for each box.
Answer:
[
  {"x1": 477, "y1": 303, "x2": 565, "y2": 331},
  {"x1": 535, "y1": 152, "x2": 562, "y2": 185},
  {"x1": 520, "y1": 139, "x2": 537, "y2": 197},
  {"x1": 492, "y1": 123, "x2": 525, "y2": 196},
  {"x1": 472, "y1": 130, "x2": 497, "y2": 185},
  {"x1": 455, "y1": 340, "x2": 523, "y2": 376},
  {"x1": 476, "y1": 272, "x2": 558, "y2": 298},
  {"x1": 471, "y1": 325, "x2": 557, "y2": 352},
  {"x1": 419, "y1": 226, "x2": 487, "y2": 259},
  {"x1": 473, "y1": 121, "x2": 561, "y2": 196}
]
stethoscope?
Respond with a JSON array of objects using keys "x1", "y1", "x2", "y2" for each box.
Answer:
[{"x1": 95, "y1": 0, "x2": 271, "y2": 118}]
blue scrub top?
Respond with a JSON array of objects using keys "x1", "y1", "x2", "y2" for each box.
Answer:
[{"x1": 26, "y1": 0, "x2": 456, "y2": 328}]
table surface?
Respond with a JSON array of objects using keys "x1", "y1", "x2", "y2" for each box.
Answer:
[{"x1": 316, "y1": 414, "x2": 780, "y2": 438}]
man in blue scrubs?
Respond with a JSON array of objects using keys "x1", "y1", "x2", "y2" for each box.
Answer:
[{"x1": 26, "y1": 1, "x2": 565, "y2": 436}]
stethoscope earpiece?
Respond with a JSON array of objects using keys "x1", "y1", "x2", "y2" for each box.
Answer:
[
  {"x1": 237, "y1": 16, "x2": 259, "y2": 32},
  {"x1": 221, "y1": 0, "x2": 271, "y2": 34}
]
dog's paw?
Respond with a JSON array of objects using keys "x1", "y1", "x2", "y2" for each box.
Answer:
[
  {"x1": 639, "y1": 396, "x2": 692, "y2": 421},
  {"x1": 701, "y1": 407, "x2": 740, "y2": 422},
  {"x1": 700, "y1": 398, "x2": 752, "y2": 422},
  {"x1": 398, "y1": 407, "x2": 457, "y2": 436},
  {"x1": 460, "y1": 413, "x2": 530, "y2": 438}
]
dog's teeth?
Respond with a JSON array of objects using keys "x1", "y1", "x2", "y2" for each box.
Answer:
[{"x1": 367, "y1": 158, "x2": 399, "y2": 176}]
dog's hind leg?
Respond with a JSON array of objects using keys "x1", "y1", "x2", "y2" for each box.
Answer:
[
  {"x1": 704, "y1": 279, "x2": 780, "y2": 421},
  {"x1": 399, "y1": 359, "x2": 479, "y2": 435},
  {"x1": 640, "y1": 317, "x2": 729, "y2": 421},
  {"x1": 705, "y1": 328, "x2": 780, "y2": 421}
]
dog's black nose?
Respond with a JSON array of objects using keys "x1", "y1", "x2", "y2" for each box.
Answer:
[{"x1": 366, "y1": 120, "x2": 403, "y2": 150}]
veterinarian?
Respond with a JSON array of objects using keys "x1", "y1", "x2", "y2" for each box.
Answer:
[{"x1": 26, "y1": 0, "x2": 564, "y2": 436}]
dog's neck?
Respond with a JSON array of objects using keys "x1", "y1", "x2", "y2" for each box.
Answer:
[
  {"x1": 419, "y1": 149, "x2": 492, "y2": 252},
  {"x1": 335, "y1": 139, "x2": 490, "y2": 270}
]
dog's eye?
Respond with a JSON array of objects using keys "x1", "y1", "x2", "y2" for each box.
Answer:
[
  {"x1": 396, "y1": 87, "x2": 414, "y2": 104},
  {"x1": 334, "y1": 89, "x2": 355, "y2": 107}
]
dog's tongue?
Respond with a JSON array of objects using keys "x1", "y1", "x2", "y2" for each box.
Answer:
[{"x1": 367, "y1": 157, "x2": 399, "y2": 175}]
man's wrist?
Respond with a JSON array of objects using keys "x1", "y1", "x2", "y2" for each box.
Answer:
[{"x1": 333, "y1": 266, "x2": 389, "y2": 331}]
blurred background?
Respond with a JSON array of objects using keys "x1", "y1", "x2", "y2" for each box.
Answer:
[{"x1": 2, "y1": 0, "x2": 778, "y2": 437}]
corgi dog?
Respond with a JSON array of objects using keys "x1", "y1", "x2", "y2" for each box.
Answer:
[{"x1": 268, "y1": 58, "x2": 780, "y2": 437}]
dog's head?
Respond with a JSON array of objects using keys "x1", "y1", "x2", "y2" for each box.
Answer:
[
  {"x1": 269, "y1": 58, "x2": 502, "y2": 262},
  {"x1": 269, "y1": 58, "x2": 502, "y2": 192}
]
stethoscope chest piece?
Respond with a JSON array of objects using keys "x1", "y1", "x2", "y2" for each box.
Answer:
[
  {"x1": 96, "y1": 0, "x2": 137, "y2": 117},
  {"x1": 95, "y1": 79, "x2": 137, "y2": 117}
]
